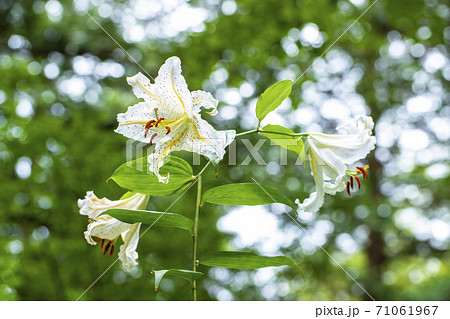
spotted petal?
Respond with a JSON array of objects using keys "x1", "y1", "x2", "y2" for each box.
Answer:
[
  {"x1": 189, "y1": 114, "x2": 235, "y2": 162},
  {"x1": 148, "y1": 116, "x2": 235, "y2": 183},
  {"x1": 191, "y1": 90, "x2": 219, "y2": 116},
  {"x1": 152, "y1": 56, "x2": 193, "y2": 116},
  {"x1": 115, "y1": 102, "x2": 155, "y2": 143},
  {"x1": 119, "y1": 57, "x2": 236, "y2": 184},
  {"x1": 84, "y1": 215, "x2": 130, "y2": 245}
]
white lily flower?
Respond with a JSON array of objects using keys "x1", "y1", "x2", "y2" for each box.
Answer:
[
  {"x1": 115, "y1": 56, "x2": 236, "y2": 183},
  {"x1": 296, "y1": 115, "x2": 376, "y2": 214},
  {"x1": 78, "y1": 191, "x2": 149, "y2": 271}
]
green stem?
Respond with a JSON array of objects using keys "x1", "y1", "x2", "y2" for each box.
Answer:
[
  {"x1": 235, "y1": 128, "x2": 309, "y2": 138},
  {"x1": 189, "y1": 127, "x2": 308, "y2": 300},
  {"x1": 235, "y1": 129, "x2": 258, "y2": 137},
  {"x1": 192, "y1": 174, "x2": 202, "y2": 301},
  {"x1": 196, "y1": 160, "x2": 211, "y2": 177},
  {"x1": 259, "y1": 130, "x2": 309, "y2": 138}
]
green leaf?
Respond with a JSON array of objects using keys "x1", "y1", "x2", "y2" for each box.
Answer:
[
  {"x1": 104, "y1": 209, "x2": 194, "y2": 233},
  {"x1": 261, "y1": 124, "x2": 305, "y2": 162},
  {"x1": 109, "y1": 156, "x2": 195, "y2": 197},
  {"x1": 202, "y1": 183, "x2": 297, "y2": 211},
  {"x1": 152, "y1": 269, "x2": 203, "y2": 292},
  {"x1": 255, "y1": 80, "x2": 292, "y2": 125},
  {"x1": 199, "y1": 251, "x2": 302, "y2": 274},
  {"x1": 119, "y1": 191, "x2": 136, "y2": 200}
]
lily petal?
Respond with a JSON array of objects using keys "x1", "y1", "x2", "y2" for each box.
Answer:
[
  {"x1": 188, "y1": 114, "x2": 236, "y2": 163},
  {"x1": 115, "y1": 102, "x2": 155, "y2": 143},
  {"x1": 127, "y1": 71, "x2": 184, "y2": 119},
  {"x1": 84, "y1": 215, "x2": 130, "y2": 245},
  {"x1": 191, "y1": 90, "x2": 219, "y2": 115},
  {"x1": 324, "y1": 178, "x2": 347, "y2": 195},
  {"x1": 147, "y1": 124, "x2": 190, "y2": 183},
  {"x1": 308, "y1": 115, "x2": 376, "y2": 164},
  {"x1": 119, "y1": 223, "x2": 141, "y2": 272},
  {"x1": 78, "y1": 191, "x2": 148, "y2": 219},
  {"x1": 307, "y1": 139, "x2": 347, "y2": 181},
  {"x1": 153, "y1": 56, "x2": 193, "y2": 115},
  {"x1": 296, "y1": 149, "x2": 325, "y2": 214},
  {"x1": 147, "y1": 116, "x2": 235, "y2": 183}
]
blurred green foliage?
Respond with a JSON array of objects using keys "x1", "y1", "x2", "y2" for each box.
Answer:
[{"x1": 0, "y1": 0, "x2": 449, "y2": 300}]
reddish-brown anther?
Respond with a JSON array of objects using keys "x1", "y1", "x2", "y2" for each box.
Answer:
[
  {"x1": 346, "y1": 181, "x2": 352, "y2": 196},
  {"x1": 109, "y1": 244, "x2": 115, "y2": 257},
  {"x1": 350, "y1": 176, "x2": 354, "y2": 189},
  {"x1": 99, "y1": 238, "x2": 105, "y2": 249},
  {"x1": 355, "y1": 175, "x2": 361, "y2": 189},
  {"x1": 145, "y1": 119, "x2": 156, "y2": 129},
  {"x1": 103, "y1": 241, "x2": 112, "y2": 255},
  {"x1": 154, "y1": 117, "x2": 165, "y2": 127},
  {"x1": 165, "y1": 126, "x2": 171, "y2": 135},
  {"x1": 144, "y1": 120, "x2": 156, "y2": 138},
  {"x1": 149, "y1": 132, "x2": 158, "y2": 146},
  {"x1": 356, "y1": 166, "x2": 368, "y2": 179}
]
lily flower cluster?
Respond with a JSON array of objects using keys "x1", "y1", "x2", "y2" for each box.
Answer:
[
  {"x1": 77, "y1": 56, "x2": 376, "y2": 273},
  {"x1": 295, "y1": 115, "x2": 376, "y2": 214}
]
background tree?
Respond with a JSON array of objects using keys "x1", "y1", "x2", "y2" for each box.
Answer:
[{"x1": 0, "y1": 0, "x2": 449, "y2": 300}]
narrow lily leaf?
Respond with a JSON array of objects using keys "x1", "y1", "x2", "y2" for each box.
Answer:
[
  {"x1": 202, "y1": 183, "x2": 297, "y2": 212},
  {"x1": 152, "y1": 269, "x2": 203, "y2": 292},
  {"x1": 255, "y1": 80, "x2": 292, "y2": 125},
  {"x1": 104, "y1": 209, "x2": 194, "y2": 233},
  {"x1": 199, "y1": 251, "x2": 302, "y2": 274},
  {"x1": 109, "y1": 156, "x2": 195, "y2": 196},
  {"x1": 261, "y1": 124, "x2": 305, "y2": 162}
]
